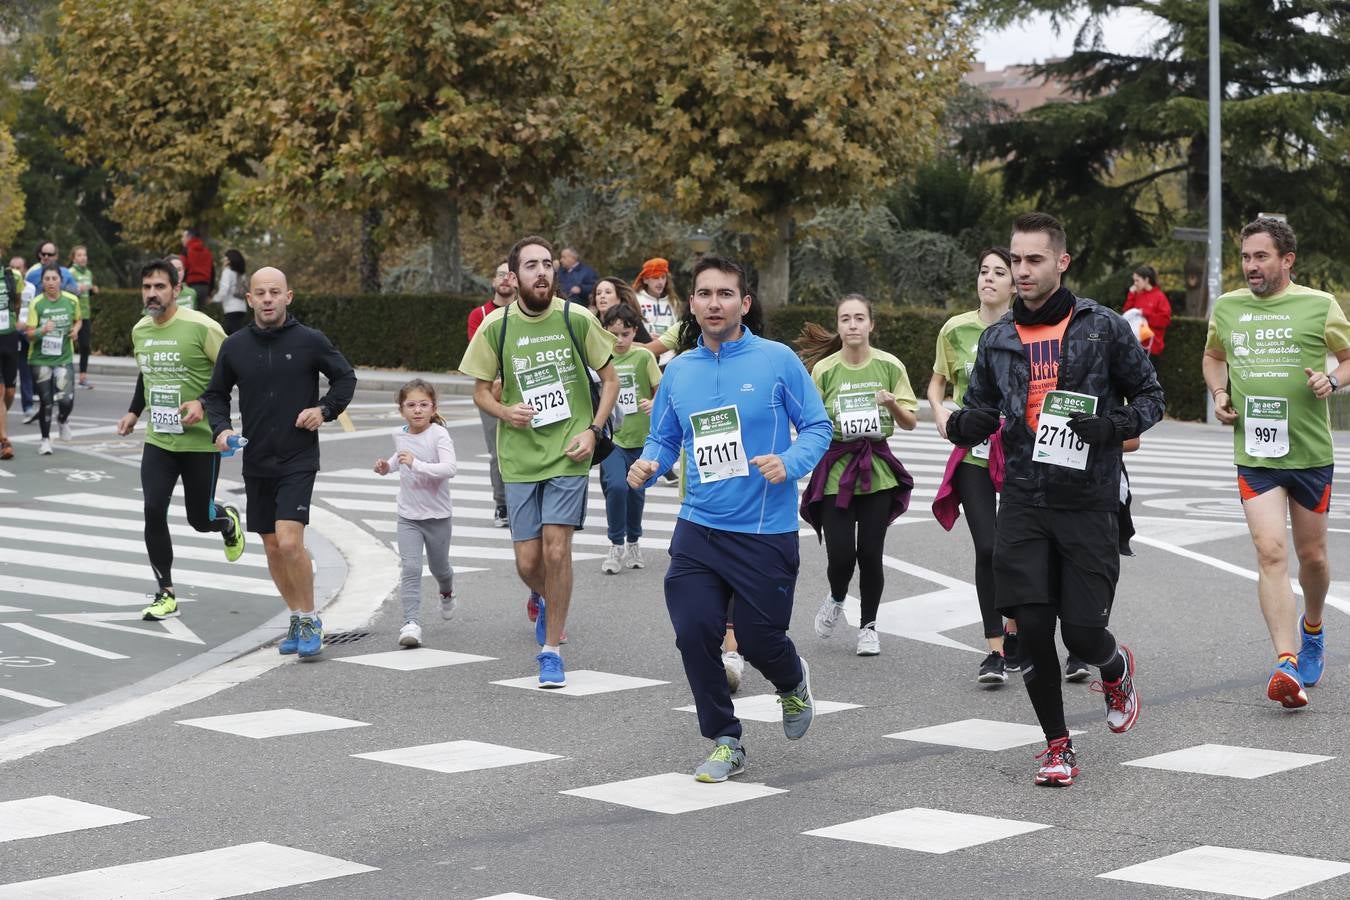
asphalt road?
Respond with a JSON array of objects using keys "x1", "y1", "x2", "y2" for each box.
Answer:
[{"x1": 2, "y1": 363, "x2": 1350, "y2": 900}]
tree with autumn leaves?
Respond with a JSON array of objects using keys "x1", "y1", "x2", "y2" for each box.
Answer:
[
  {"x1": 43, "y1": 0, "x2": 970, "y2": 301},
  {"x1": 574, "y1": 0, "x2": 970, "y2": 305}
]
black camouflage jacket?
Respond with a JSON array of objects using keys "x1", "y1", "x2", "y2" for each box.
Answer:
[{"x1": 963, "y1": 290, "x2": 1166, "y2": 511}]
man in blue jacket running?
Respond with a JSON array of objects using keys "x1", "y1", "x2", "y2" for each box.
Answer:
[{"x1": 629, "y1": 255, "x2": 833, "y2": 783}]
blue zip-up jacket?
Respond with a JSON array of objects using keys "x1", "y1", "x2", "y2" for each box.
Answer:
[{"x1": 641, "y1": 327, "x2": 832, "y2": 534}]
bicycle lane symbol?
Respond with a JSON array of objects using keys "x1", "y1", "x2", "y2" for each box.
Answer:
[{"x1": 0, "y1": 651, "x2": 56, "y2": 668}]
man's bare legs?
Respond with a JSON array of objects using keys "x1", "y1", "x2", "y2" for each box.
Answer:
[{"x1": 261, "y1": 520, "x2": 314, "y2": 613}]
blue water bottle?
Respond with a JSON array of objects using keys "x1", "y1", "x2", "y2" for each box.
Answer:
[{"x1": 221, "y1": 435, "x2": 249, "y2": 458}]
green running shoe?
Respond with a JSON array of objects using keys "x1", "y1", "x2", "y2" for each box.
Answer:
[
  {"x1": 141, "y1": 590, "x2": 179, "y2": 621},
  {"x1": 694, "y1": 737, "x2": 746, "y2": 783},
  {"x1": 221, "y1": 504, "x2": 245, "y2": 562}
]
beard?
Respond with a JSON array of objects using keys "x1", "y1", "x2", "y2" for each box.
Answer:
[{"x1": 518, "y1": 277, "x2": 553, "y2": 312}]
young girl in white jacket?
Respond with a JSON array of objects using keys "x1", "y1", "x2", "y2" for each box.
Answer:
[{"x1": 374, "y1": 379, "x2": 458, "y2": 647}]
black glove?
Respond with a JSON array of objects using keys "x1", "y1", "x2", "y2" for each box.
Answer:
[
  {"x1": 947, "y1": 407, "x2": 1000, "y2": 447},
  {"x1": 1067, "y1": 412, "x2": 1117, "y2": 446}
]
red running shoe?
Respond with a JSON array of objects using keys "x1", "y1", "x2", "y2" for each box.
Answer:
[{"x1": 1035, "y1": 737, "x2": 1078, "y2": 787}]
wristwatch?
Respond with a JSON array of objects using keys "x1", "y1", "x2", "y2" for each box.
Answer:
[
  {"x1": 587, "y1": 424, "x2": 604, "y2": 439},
  {"x1": 1329, "y1": 375, "x2": 1341, "y2": 392}
]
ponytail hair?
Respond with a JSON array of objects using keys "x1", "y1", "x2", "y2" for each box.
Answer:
[
  {"x1": 794, "y1": 322, "x2": 841, "y2": 374},
  {"x1": 396, "y1": 378, "x2": 446, "y2": 427}
]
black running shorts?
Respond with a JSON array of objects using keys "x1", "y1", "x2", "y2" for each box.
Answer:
[
  {"x1": 244, "y1": 470, "x2": 316, "y2": 533},
  {"x1": 992, "y1": 502, "x2": 1120, "y2": 628}
]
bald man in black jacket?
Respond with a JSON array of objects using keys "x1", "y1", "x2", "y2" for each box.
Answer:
[{"x1": 200, "y1": 266, "x2": 356, "y2": 659}]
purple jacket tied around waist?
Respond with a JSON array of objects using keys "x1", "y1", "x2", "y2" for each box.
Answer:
[
  {"x1": 800, "y1": 438, "x2": 914, "y2": 540},
  {"x1": 931, "y1": 431, "x2": 1006, "y2": 531}
]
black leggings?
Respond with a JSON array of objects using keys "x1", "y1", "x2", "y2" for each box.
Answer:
[
  {"x1": 141, "y1": 443, "x2": 231, "y2": 590},
  {"x1": 822, "y1": 488, "x2": 894, "y2": 626},
  {"x1": 77, "y1": 321, "x2": 92, "y2": 374},
  {"x1": 1012, "y1": 604, "x2": 1125, "y2": 740},
  {"x1": 33, "y1": 364, "x2": 74, "y2": 439},
  {"x1": 954, "y1": 463, "x2": 1000, "y2": 638}
]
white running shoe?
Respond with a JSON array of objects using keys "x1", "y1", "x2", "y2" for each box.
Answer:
[
  {"x1": 814, "y1": 597, "x2": 845, "y2": 639},
  {"x1": 398, "y1": 621, "x2": 422, "y2": 648},
  {"x1": 58, "y1": 421, "x2": 72, "y2": 442},
  {"x1": 856, "y1": 624, "x2": 881, "y2": 656},
  {"x1": 439, "y1": 592, "x2": 456, "y2": 621},
  {"x1": 623, "y1": 542, "x2": 644, "y2": 569},
  {"x1": 37, "y1": 438, "x2": 52, "y2": 455},
  {"x1": 722, "y1": 650, "x2": 745, "y2": 693},
  {"x1": 601, "y1": 544, "x2": 623, "y2": 575}
]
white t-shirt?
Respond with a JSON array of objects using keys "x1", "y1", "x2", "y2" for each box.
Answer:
[
  {"x1": 381, "y1": 423, "x2": 457, "y2": 520},
  {"x1": 637, "y1": 289, "x2": 677, "y2": 337}
]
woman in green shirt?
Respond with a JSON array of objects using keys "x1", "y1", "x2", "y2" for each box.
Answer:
[
  {"x1": 25, "y1": 264, "x2": 81, "y2": 455},
  {"x1": 799, "y1": 294, "x2": 918, "y2": 657},
  {"x1": 69, "y1": 245, "x2": 97, "y2": 388},
  {"x1": 927, "y1": 248, "x2": 1024, "y2": 685}
]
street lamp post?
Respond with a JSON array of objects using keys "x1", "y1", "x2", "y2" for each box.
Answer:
[{"x1": 1205, "y1": 0, "x2": 1222, "y2": 423}]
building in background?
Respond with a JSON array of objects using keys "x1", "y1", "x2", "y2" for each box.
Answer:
[{"x1": 964, "y1": 61, "x2": 1071, "y2": 112}]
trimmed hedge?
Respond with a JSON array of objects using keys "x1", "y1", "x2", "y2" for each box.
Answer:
[{"x1": 92, "y1": 291, "x2": 1209, "y2": 420}]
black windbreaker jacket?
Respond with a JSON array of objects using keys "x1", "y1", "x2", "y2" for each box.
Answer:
[
  {"x1": 963, "y1": 290, "x2": 1166, "y2": 511},
  {"x1": 201, "y1": 315, "x2": 357, "y2": 477}
]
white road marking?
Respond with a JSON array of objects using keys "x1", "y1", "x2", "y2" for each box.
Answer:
[
  {"x1": 40, "y1": 613, "x2": 204, "y2": 645},
  {"x1": 0, "y1": 796, "x2": 145, "y2": 843},
  {"x1": 0, "y1": 841, "x2": 377, "y2": 899},
  {"x1": 0, "y1": 689, "x2": 64, "y2": 709},
  {"x1": 0, "y1": 623, "x2": 128, "y2": 660}
]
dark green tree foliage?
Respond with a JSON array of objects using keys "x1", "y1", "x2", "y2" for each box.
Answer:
[{"x1": 961, "y1": 1, "x2": 1350, "y2": 299}]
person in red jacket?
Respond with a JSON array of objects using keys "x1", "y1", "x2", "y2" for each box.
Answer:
[
  {"x1": 1124, "y1": 265, "x2": 1171, "y2": 367},
  {"x1": 466, "y1": 258, "x2": 516, "y2": 527},
  {"x1": 180, "y1": 228, "x2": 214, "y2": 302}
]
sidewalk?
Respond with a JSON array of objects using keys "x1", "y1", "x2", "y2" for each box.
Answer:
[{"x1": 87, "y1": 356, "x2": 479, "y2": 397}]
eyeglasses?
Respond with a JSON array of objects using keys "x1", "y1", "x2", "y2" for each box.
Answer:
[{"x1": 39, "y1": 251, "x2": 56, "y2": 258}]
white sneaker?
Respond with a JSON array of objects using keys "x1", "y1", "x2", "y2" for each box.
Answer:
[
  {"x1": 856, "y1": 624, "x2": 881, "y2": 656},
  {"x1": 398, "y1": 621, "x2": 422, "y2": 648},
  {"x1": 623, "y1": 542, "x2": 644, "y2": 569},
  {"x1": 37, "y1": 438, "x2": 52, "y2": 455},
  {"x1": 58, "y1": 421, "x2": 72, "y2": 441},
  {"x1": 439, "y1": 592, "x2": 456, "y2": 621},
  {"x1": 722, "y1": 650, "x2": 745, "y2": 694},
  {"x1": 601, "y1": 544, "x2": 623, "y2": 575},
  {"x1": 814, "y1": 597, "x2": 845, "y2": 638}
]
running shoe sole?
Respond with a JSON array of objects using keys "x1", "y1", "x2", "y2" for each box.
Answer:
[
  {"x1": 977, "y1": 671, "x2": 1008, "y2": 685},
  {"x1": 695, "y1": 760, "x2": 747, "y2": 783},
  {"x1": 1267, "y1": 669, "x2": 1309, "y2": 709},
  {"x1": 1065, "y1": 665, "x2": 1091, "y2": 683},
  {"x1": 1034, "y1": 767, "x2": 1077, "y2": 787}
]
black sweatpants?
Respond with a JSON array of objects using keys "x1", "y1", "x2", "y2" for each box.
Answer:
[
  {"x1": 77, "y1": 320, "x2": 92, "y2": 374},
  {"x1": 141, "y1": 443, "x2": 231, "y2": 590},
  {"x1": 953, "y1": 463, "x2": 1000, "y2": 638},
  {"x1": 821, "y1": 488, "x2": 894, "y2": 626}
]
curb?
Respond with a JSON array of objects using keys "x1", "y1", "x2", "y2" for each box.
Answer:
[{"x1": 0, "y1": 448, "x2": 399, "y2": 765}]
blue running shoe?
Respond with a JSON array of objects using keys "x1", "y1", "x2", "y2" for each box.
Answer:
[
  {"x1": 297, "y1": 616, "x2": 324, "y2": 659},
  {"x1": 278, "y1": 615, "x2": 300, "y2": 655},
  {"x1": 534, "y1": 596, "x2": 547, "y2": 646},
  {"x1": 537, "y1": 650, "x2": 566, "y2": 688},
  {"x1": 1299, "y1": 616, "x2": 1325, "y2": 687},
  {"x1": 1267, "y1": 658, "x2": 1308, "y2": 709}
]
